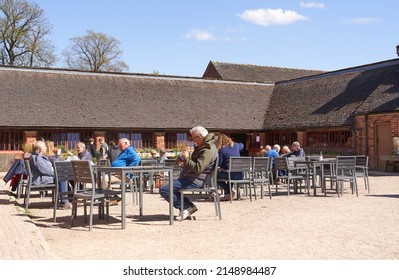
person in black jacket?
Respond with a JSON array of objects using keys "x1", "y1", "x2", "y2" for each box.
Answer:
[{"x1": 86, "y1": 138, "x2": 97, "y2": 159}]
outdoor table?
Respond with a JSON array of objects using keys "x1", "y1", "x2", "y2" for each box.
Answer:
[
  {"x1": 96, "y1": 165, "x2": 174, "y2": 229},
  {"x1": 305, "y1": 158, "x2": 336, "y2": 196}
]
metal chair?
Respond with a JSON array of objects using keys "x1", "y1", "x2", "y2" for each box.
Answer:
[
  {"x1": 163, "y1": 159, "x2": 181, "y2": 181},
  {"x1": 327, "y1": 156, "x2": 358, "y2": 197},
  {"x1": 355, "y1": 155, "x2": 370, "y2": 193},
  {"x1": 53, "y1": 161, "x2": 75, "y2": 222},
  {"x1": 217, "y1": 157, "x2": 252, "y2": 202},
  {"x1": 252, "y1": 157, "x2": 273, "y2": 199},
  {"x1": 179, "y1": 157, "x2": 221, "y2": 220},
  {"x1": 274, "y1": 157, "x2": 303, "y2": 196},
  {"x1": 140, "y1": 159, "x2": 160, "y2": 193},
  {"x1": 24, "y1": 160, "x2": 56, "y2": 209},
  {"x1": 70, "y1": 160, "x2": 107, "y2": 231}
]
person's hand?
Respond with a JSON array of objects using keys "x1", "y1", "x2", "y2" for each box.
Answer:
[
  {"x1": 181, "y1": 151, "x2": 189, "y2": 159},
  {"x1": 175, "y1": 156, "x2": 184, "y2": 167}
]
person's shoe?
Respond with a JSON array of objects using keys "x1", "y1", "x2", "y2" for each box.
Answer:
[
  {"x1": 60, "y1": 201, "x2": 72, "y2": 210},
  {"x1": 109, "y1": 200, "x2": 118, "y2": 206},
  {"x1": 221, "y1": 191, "x2": 235, "y2": 201},
  {"x1": 178, "y1": 205, "x2": 198, "y2": 221}
]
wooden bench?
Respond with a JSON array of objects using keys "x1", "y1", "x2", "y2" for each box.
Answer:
[{"x1": 380, "y1": 155, "x2": 399, "y2": 172}]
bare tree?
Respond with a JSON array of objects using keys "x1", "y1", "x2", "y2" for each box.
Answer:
[
  {"x1": 0, "y1": 0, "x2": 56, "y2": 67},
  {"x1": 63, "y1": 30, "x2": 129, "y2": 72}
]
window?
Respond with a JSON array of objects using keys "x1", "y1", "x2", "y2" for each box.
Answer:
[
  {"x1": 111, "y1": 132, "x2": 153, "y2": 149},
  {"x1": 0, "y1": 130, "x2": 24, "y2": 151},
  {"x1": 307, "y1": 130, "x2": 352, "y2": 147},
  {"x1": 165, "y1": 133, "x2": 177, "y2": 149},
  {"x1": 266, "y1": 132, "x2": 298, "y2": 147},
  {"x1": 39, "y1": 131, "x2": 87, "y2": 150}
]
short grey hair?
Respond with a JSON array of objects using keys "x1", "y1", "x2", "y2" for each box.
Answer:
[
  {"x1": 76, "y1": 142, "x2": 86, "y2": 149},
  {"x1": 119, "y1": 138, "x2": 130, "y2": 146},
  {"x1": 190, "y1": 126, "x2": 208, "y2": 137},
  {"x1": 292, "y1": 141, "x2": 300, "y2": 148},
  {"x1": 273, "y1": 144, "x2": 281, "y2": 152},
  {"x1": 33, "y1": 140, "x2": 46, "y2": 153}
]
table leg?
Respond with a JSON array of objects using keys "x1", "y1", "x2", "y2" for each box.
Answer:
[
  {"x1": 139, "y1": 172, "x2": 143, "y2": 216},
  {"x1": 169, "y1": 169, "x2": 174, "y2": 225},
  {"x1": 121, "y1": 171, "x2": 126, "y2": 229},
  {"x1": 313, "y1": 163, "x2": 317, "y2": 196}
]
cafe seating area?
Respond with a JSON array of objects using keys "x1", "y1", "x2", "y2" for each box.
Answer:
[{"x1": 12, "y1": 154, "x2": 371, "y2": 231}]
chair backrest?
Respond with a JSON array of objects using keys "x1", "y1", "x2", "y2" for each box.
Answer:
[
  {"x1": 163, "y1": 159, "x2": 181, "y2": 180},
  {"x1": 355, "y1": 155, "x2": 368, "y2": 167},
  {"x1": 228, "y1": 157, "x2": 252, "y2": 173},
  {"x1": 253, "y1": 157, "x2": 272, "y2": 173},
  {"x1": 336, "y1": 156, "x2": 356, "y2": 175},
  {"x1": 202, "y1": 156, "x2": 219, "y2": 188},
  {"x1": 71, "y1": 160, "x2": 96, "y2": 186},
  {"x1": 54, "y1": 160, "x2": 74, "y2": 183},
  {"x1": 24, "y1": 160, "x2": 33, "y2": 185},
  {"x1": 274, "y1": 157, "x2": 289, "y2": 171},
  {"x1": 97, "y1": 159, "x2": 109, "y2": 167},
  {"x1": 140, "y1": 159, "x2": 158, "y2": 166}
]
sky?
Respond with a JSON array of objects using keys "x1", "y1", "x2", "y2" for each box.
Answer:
[{"x1": 32, "y1": 0, "x2": 399, "y2": 77}]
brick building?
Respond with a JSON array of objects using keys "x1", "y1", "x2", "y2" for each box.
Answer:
[{"x1": 0, "y1": 58, "x2": 398, "y2": 171}]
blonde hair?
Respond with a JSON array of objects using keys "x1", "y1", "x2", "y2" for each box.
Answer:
[
  {"x1": 259, "y1": 149, "x2": 267, "y2": 157},
  {"x1": 45, "y1": 140, "x2": 55, "y2": 156},
  {"x1": 216, "y1": 134, "x2": 233, "y2": 150},
  {"x1": 281, "y1": 145, "x2": 291, "y2": 154}
]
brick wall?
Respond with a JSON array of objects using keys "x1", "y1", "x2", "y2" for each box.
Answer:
[{"x1": 355, "y1": 112, "x2": 399, "y2": 170}]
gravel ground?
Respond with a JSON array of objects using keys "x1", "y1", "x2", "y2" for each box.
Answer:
[{"x1": 8, "y1": 173, "x2": 399, "y2": 260}]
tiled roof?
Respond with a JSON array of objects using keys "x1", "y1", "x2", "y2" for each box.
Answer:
[
  {"x1": 202, "y1": 61, "x2": 325, "y2": 83},
  {"x1": 265, "y1": 59, "x2": 399, "y2": 130},
  {"x1": 0, "y1": 66, "x2": 274, "y2": 131}
]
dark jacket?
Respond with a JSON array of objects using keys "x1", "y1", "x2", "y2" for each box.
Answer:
[
  {"x1": 3, "y1": 159, "x2": 27, "y2": 183},
  {"x1": 107, "y1": 145, "x2": 121, "y2": 163}
]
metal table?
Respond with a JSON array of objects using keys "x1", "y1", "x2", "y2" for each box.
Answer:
[
  {"x1": 306, "y1": 158, "x2": 336, "y2": 196},
  {"x1": 96, "y1": 165, "x2": 174, "y2": 229}
]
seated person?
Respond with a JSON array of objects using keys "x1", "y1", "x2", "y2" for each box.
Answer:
[
  {"x1": 216, "y1": 133, "x2": 244, "y2": 201},
  {"x1": 286, "y1": 141, "x2": 305, "y2": 157},
  {"x1": 29, "y1": 140, "x2": 70, "y2": 209},
  {"x1": 76, "y1": 142, "x2": 93, "y2": 161},
  {"x1": 158, "y1": 148, "x2": 168, "y2": 163},
  {"x1": 159, "y1": 126, "x2": 218, "y2": 220},
  {"x1": 111, "y1": 138, "x2": 141, "y2": 180},
  {"x1": 265, "y1": 144, "x2": 281, "y2": 180},
  {"x1": 111, "y1": 138, "x2": 141, "y2": 168},
  {"x1": 281, "y1": 145, "x2": 291, "y2": 157}
]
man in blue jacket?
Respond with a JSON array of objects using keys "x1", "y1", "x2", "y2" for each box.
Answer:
[{"x1": 111, "y1": 138, "x2": 141, "y2": 168}]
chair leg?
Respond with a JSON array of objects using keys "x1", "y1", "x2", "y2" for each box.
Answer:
[
  {"x1": 228, "y1": 182, "x2": 233, "y2": 203},
  {"x1": 180, "y1": 192, "x2": 184, "y2": 220},
  {"x1": 71, "y1": 199, "x2": 77, "y2": 227},
  {"x1": 24, "y1": 188, "x2": 31, "y2": 209},
  {"x1": 89, "y1": 201, "x2": 94, "y2": 231},
  {"x1": 365, "y1": 174, "x2": 370, "y2": 193}
]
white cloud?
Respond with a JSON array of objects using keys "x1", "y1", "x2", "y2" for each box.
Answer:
[
  {"x1": 343, "y1": 17, "x2": 382, "y2": 24},
  {"x1": 300, "y1": 2, "x2": 326, "y2": 9},
  {"x1": 238, "y1": 8, "x2": 308, "y2": 27},
  {"x1": 185, "y1": 29, "x2": 216, "y2": 41}
]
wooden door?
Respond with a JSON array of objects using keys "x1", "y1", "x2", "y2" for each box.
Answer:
[{"x1": 375, "y1": 123, "x2": 392, "y2": 171}]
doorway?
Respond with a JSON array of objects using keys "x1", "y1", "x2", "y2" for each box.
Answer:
[
  {"x1": 229, "y1": 133, "x2": 248, "y2": 156},
  {"x1": 375, "y1": 123, "x2": 392, "y2": 171}
]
